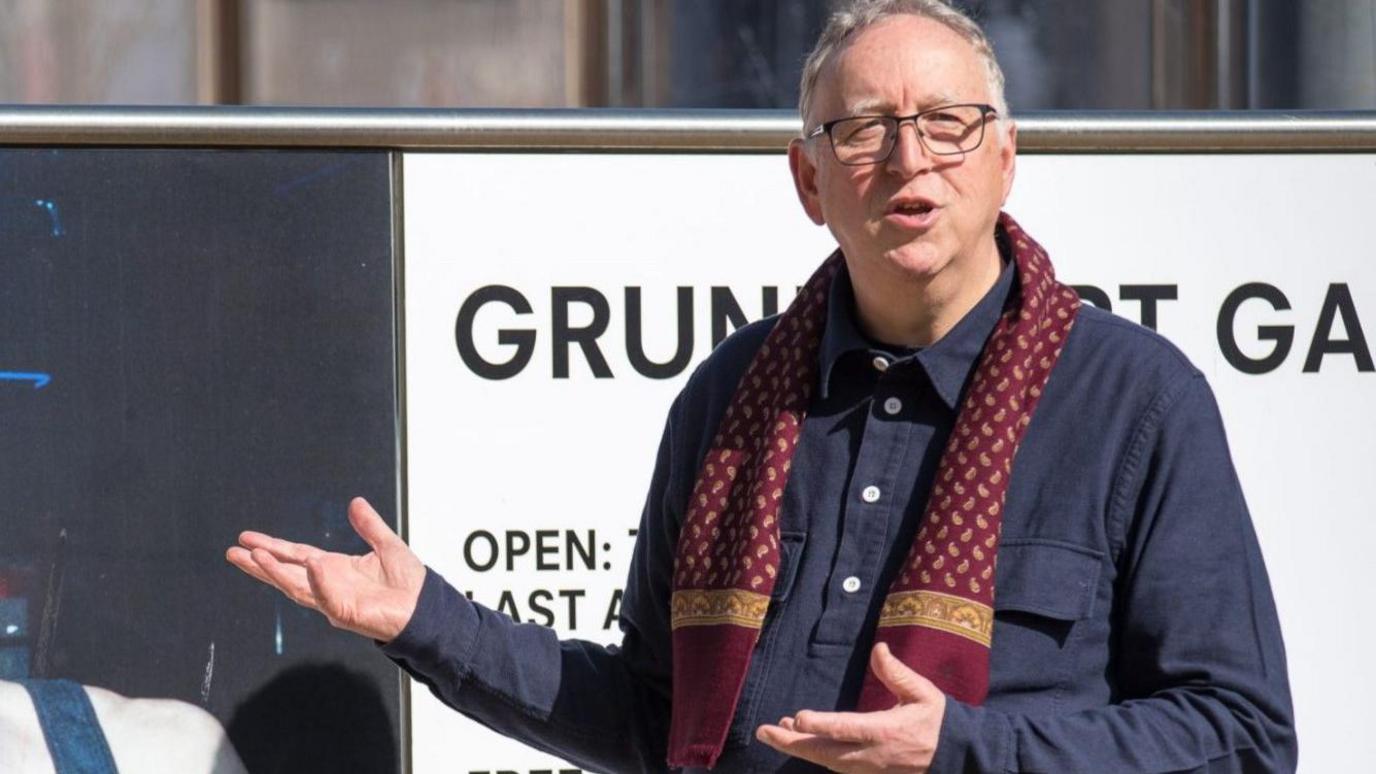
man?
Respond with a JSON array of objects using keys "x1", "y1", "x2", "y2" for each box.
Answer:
[{"x1": 228, "y1": 1, "x2": 1296, "y2": 771}]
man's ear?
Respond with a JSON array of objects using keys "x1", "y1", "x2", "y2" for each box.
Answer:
[
  {"x1": 788, "y1": 138, "x2": 827, "y2": 226},
  {"x1": 998, "y1": 120, "x2": 1018, "y2": 205}
]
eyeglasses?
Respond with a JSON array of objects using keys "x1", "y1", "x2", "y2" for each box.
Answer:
[{"x1": 806, "y1": 103, "x2": 998, "y2": 166}]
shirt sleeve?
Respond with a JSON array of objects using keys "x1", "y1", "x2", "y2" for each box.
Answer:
[
  {"x1": 378, "y1": 399, "x2": 688, "y2": 773},
  {"x1": 931, "y1": 373, "x2": 1297, "y2": 773}
]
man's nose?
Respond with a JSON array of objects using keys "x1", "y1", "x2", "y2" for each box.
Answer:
[{"x1": 884, "y1": 119, "x2": 934, "y2": 176}]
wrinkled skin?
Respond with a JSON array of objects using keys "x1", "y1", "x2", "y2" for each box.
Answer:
[{"x1": 788, "y1": 14, "x2": 1017, "y2": 348}]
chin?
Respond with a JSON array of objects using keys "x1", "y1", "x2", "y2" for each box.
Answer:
[{"x1": 878, "y1": 242, "x2": 955, "y2": 283}]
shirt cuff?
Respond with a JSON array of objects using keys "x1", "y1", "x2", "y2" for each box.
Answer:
[
  {"x1": 378, "y1": 567, "x2": 481, "y2": 687},
  {"x1": 932, "y1": 698, "x2": 1013, "y2": 774}
]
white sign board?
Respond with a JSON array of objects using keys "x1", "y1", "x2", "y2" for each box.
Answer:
[{"x1": 404, "y1": 152, "x2": 1374, "y2": 773}]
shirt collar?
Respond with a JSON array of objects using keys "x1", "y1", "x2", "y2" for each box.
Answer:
[{"x1": 817, "y1": 251, "x2": 1016, "y2": 409}]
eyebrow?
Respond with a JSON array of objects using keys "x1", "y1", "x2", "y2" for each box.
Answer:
[{"x1": 845, "y1": 94, "x2": 964, "y2": 115}]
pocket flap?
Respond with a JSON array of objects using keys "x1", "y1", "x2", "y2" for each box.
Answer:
[{"x1": 993, "y1": 539, "x2": 1103, "y2": 621}]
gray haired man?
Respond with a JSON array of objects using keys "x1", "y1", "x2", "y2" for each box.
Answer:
[{"x1": 230, "y1": 1, "x2": 1296, "y2": 770}]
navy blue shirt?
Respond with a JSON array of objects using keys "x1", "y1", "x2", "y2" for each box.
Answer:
[{"x1": 383, "y1": 251, "x2": 1296, "y2": 773}]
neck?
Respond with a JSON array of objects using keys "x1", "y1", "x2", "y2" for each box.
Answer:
[{"x1": 849, "y1": 236, "x2": 1003, "y2": 348}]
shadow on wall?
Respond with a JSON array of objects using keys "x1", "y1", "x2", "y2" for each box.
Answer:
[{"x1": 228, "y1": 664, "x2": 397, "y2": 774}]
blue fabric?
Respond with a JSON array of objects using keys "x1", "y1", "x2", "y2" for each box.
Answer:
[
  {"x1": 382, "y1": 254, "x2": 1296, "y2": 773},
  {"x1": 19, "y1": 679, "x2": 119, "y2": 774}
]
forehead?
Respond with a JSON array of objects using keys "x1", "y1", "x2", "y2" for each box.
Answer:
[{"x1": 815, "y1": 14, "x2": 989, "y2": 116}]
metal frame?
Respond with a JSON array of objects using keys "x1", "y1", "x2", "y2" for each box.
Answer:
[{"x1": 2, "y1": 106, "x2": 1376, "y2": 152}]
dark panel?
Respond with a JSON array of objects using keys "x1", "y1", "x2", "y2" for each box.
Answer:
[{"x1": 0, "y1": 148, "x2": 399, "y2": 772}]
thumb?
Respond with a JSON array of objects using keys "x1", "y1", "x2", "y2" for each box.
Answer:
[
  {"x1": 348, "y1": 497, "x2": 399, "y2": 554},
  {"x1": 870, "y1": 642, "x2": 939, "y2": 704}
]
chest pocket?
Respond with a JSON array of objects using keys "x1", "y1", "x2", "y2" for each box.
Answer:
[
  {"x1": 990, "y1": 538, "x2": 1103, "y2": 694},
  {"x1": 994, "y1": 539, "x2": 1103, "y2": 620}
]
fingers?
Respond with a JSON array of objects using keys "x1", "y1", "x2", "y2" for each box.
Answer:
[
  {"x1": 790, "y1": 709, "x2": 881, "y2": 743},
  {"x1": 347, "y1": 497, "x2": 400, "y2": 555},
  {"x1": 870, "y1": 641, "x2": 939, "y2": 704},
  {"x1": 248, "y1": 548, "x2": 319, "y2": 610},
  {"x1": 237, "y1": 531, "x2": 325, "y2": 566},
  {"x1": 756, "y1": 723, "x2": 861, "y2": 766},
  {"x1": 226, "y1": 546, "x2": 275, "y2": 586},
  {"x1": 755, "y1": 722, "x2": 810, "y2": 747}
]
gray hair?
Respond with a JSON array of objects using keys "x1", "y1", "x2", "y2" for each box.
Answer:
[{"x1": 798, "y1": 0, "x2": 1009, "y2": 130}]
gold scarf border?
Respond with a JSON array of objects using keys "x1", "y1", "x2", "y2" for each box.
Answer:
[
  {"x1": 671, "y1": 588, "x2": 771, "y2": 630},
  {"x1": 877, "y1": 590, "x2": 994, "y2": 647}
]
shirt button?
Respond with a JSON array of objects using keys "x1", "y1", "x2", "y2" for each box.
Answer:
[
  {"x1": 842, "y1": 576, "x2": 862, "y2": 593},
  {"x1": 871, "y1": 356, "x2": 890, "y2": 372},
  {"x1": 882, "y1": 397, "x2": 903, "y2": 415},
  {"x1": 861, "y1": 485, "x2": 881, "y2": 503}
]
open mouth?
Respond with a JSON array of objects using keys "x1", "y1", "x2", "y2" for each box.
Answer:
[
  {"x1": 891, "y1": 201, "x2": 935, "y2": 216},
  {"x1": 885, "y1": 198, "x2": 940, "y2": 226}
]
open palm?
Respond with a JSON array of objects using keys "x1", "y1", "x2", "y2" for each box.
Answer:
[{"x1": 225, "y1": 497, "x2": 425, "y2": 642}]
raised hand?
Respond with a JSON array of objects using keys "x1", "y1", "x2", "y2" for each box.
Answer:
[
  {"x1": 755, "y1": 642, "x2": 946, "y2": 773},
  {"x1": 225, "y1": 497, "x2": 426, "y2": 643}
]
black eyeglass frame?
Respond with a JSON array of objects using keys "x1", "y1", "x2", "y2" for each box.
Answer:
[{"x1": 805, "y1": 102, "x2": 1000, "y2": 166}]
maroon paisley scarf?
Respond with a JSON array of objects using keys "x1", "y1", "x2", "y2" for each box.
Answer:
[{"x1": 667, "y1": 212, "x2": 1080, "y2": 768}]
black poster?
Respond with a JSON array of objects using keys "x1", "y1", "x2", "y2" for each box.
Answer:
[{"x1": 0, "y1": 148, "x2": 401, "y2": 772}]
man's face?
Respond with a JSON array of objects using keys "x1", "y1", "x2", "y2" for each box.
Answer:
[{"x1": 789, "y1": 14, "x2": 1016, "y2": 290}]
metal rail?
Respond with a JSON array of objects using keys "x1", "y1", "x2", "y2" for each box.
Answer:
[{"x1": 2, "y1": 105, "x2": 1376, "y2": 152}]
